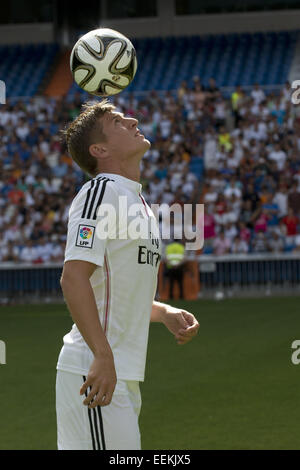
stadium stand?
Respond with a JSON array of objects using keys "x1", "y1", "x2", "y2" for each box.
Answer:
[
  {"x1": 44, "y1": 50, "x2": 73, "y2": 97},
  {"x1": 0, "y1": 43, "x2": 59, "y2": 99},
  {"x1": 1, "y1": 32, "x2": 300, "y2": 266},
  {"x1": 67, "y1": 31, "x2": 298, "y2": 101}
]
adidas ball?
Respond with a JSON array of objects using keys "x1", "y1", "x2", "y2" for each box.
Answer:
[{"x1": 70, "y1": 28, "x2": 137, "y2": 97}]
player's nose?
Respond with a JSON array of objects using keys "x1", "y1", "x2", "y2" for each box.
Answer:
[{"x1": 127, "y1": 117, "x2": 138, "y2": 128}]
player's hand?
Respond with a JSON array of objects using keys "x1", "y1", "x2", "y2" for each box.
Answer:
[
  {"x1": 162, "y1": 305, "x2": 199, "y2": 345},
  {"x1": 80, "y1": 354, "x2": 117, "y2": 408}
]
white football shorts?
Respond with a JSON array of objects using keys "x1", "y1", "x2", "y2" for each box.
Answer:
[{"x1": 56, "y1": 370, "x2": 142, "y2": 450}]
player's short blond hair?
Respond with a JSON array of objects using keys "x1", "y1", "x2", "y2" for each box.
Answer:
[{"x1": 63, "y1": 99, "x2": 115, "y2": 177}]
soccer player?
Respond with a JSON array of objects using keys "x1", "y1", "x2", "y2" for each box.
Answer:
[{"x1": 56, "y1": 100, "x2": 199, "y2": 450}]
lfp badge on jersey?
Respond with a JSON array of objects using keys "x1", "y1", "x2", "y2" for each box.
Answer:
[{"x1": 76, "y1": 224, "x2": 95, "y2": 248}]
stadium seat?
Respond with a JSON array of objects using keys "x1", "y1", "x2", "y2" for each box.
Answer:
[
  {"x1": 0, "y1": 43, "x2": 58, "y2": 98},
  {"x1": 0, "y1": 31, "x2": 296, "y2": 99}
]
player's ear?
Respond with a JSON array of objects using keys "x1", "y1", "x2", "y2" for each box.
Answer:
[{"x1": 89, "y1": 143, "x2": 108, "y2": 159}]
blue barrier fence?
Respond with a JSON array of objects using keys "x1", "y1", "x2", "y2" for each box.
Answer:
[
  {"x1": 1, "y1": 253, "x2": 300, "y2": 301},
  {"x1": 0, "y1": 263, "x2": 62, "y2": 298},
  {"x1": 198, "y1": 253, "x2": 300, "y2": 295}
]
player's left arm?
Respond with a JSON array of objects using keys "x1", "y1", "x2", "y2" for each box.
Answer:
[{"x1": 150, "y1": 301, "x2": 199, "y2": 345}]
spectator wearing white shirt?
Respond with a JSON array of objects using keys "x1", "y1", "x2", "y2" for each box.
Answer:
[
  {"x1": 203, "y1": 182, "x2": 218, "y2": 204},
  {"x1": 231, "y1": 235, "x2": 249, "y2": 254},
  {"x1": 210, "y1": 173, "x2": 226, "y2": 193},
  {"x1": 15, "y1": 117, "x2": 30, "y2": 141},
  {"x1": 224, "y1": 222, "x2": 238, "y2": 243},
  {"x1": 228, "y1": 193, "x2": 242, "y2": 218},
  {"x1": 226, "y1": 149, "x2": 239, "y2": 170},
  {"x1": 149, "y1": 176, "x2": 166, "y2": 200},
  {"x1": 159, "y1": 114, "x2": 172, "y2": 139},
  {"x1": 224, "y1": 179, "x2": 242, "y2": 199},
  {"x1": 268, "y1": 143, "x2": 287, "y2": 171},
  {"x1": 251, "y1": 83, "x2": 266, "y2": 105},
  {"x1": 0, "y1": 240, "x2": 20, "y2": 262},
  {"x1": 215, "y1": 208, "x2": 238, "y2": 226},
  {"x1": 50, "y1": 240, "x2": 65, "y2": 262},
  {"x1": 213, "y1": 230, "x2": 231, "y2": 255},
  {"x1": 19, "y1": 240, "x2": 38, "y2": 263},
  {"x1": 0, "y1": 104, "x2": 11, "y2": 126},
  {"x1": 273, "y1": 184, "x2": 288, "y2": 218},
  {"x1": 35, "y1": 236, "x2": 53, "y2": 263},
  {"x1": 182, "y1": 175, "x2": 195, "y2": 199},
  {"x1": 4, "y1": 215, "x2": 22, "y2": 243}
]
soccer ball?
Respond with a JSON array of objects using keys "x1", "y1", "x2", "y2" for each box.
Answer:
[{"x1": 70, "y1": 28, "x2": 137, "y2": 97}]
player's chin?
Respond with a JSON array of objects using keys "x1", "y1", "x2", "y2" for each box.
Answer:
[
  {"x1": 142, "y1": 137, "x2": 151, "y2": 150},
  {"x1": 135, "y1": 138, "x2": 151, "y2": 153}
]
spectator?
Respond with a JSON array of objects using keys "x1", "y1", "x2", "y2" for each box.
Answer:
[
  {"x1": 164, "y1": 239, "x2": 186, "y2": 300},
  {"x1": 253, "y1": 207, "x2": 269, "y2": 233},
  {"x1": 267, "y1": 142, "x2": 287, "y2": 171},
  {"x1": 238, "y1": 221, "x2": 251, "y2": 243},
  {"x1": 251, "y1": 83, "x2": 266, "y2": 105},
  {"x1": 203, "y1": 206, "x2": 216, "y2": 246},
  {"x1": 0, "y1": 81, "x2": 298, "y2": 265},
  {"x1": 224, "y1": 222, "x2": 238, "y2": 243},
  {"x1": 261, "y1": 193, "x2": 279, "y2": 227},
  {"x1": 50, "y1": 239, "x2": 65, "y2": 262},
  {"x1": 213, "y1": 230, "x2": 231, "y2": 255},
  {"x1": 288, "y1": 182, "x2": 300, "y2": 214},
  {"x1": 273, "y1": 184, "x2": 288, "y2": 218},
  {"x1": 19, "y1": 240, "x2": 38, "y2": 263},
  {"x1": 243, "y1": 182, "x2": 260, "y2": 212},
  {"x1": 231, "y1": 235, "x2": 249, "y2": 254},
  {"x1": 224, "y1": 178, "x2": 242, "y2": 199},
  {"x1": 0, "y1": 240, "x2": 20, "y2": 262},
  {"x1": 252, "y1": 231, "x2": 268, "y2": 253},
  {"x1": 282, "y1": 208, "x2": 299, "y2": 244},
  {"x1": 268, "y1": 232, "x2": 284, "y2": 253}
]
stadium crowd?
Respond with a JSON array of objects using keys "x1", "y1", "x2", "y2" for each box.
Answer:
[{"x1": 1, "y1": 77, "x2": 300, "y2": 263}]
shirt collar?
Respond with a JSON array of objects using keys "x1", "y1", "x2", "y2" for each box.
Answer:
[{"x1": 95, "y1": 172, "x2": 142, "y2": 194}]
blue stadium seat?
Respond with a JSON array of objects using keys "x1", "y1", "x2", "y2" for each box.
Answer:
[
  {"x1": 120, "y1": 30, "x2": 297, "y2": 92},
  {"x1": 0, "y1": 43, "x2": 58, "y2": 98},
  {"x1": 0, "y1": 31, "x2": 297, "y2": 98}
]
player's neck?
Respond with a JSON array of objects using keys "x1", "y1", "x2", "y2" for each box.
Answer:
[{"x1": 97, "y1": 161, "x2": 141, "y2": 184}]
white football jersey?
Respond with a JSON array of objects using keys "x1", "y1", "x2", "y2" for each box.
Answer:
[{"x1": 56, "y1": 173, "x2": 161, "y2": 381}]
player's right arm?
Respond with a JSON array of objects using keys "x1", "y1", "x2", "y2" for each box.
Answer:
[
  {"x1": 60, "y1": 178, "x2": 119, "y2": 407},
  {"x1": 60, "y1": 259, "x2": 116, "y2": 408}
]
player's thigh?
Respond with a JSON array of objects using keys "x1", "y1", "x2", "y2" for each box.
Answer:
[
  {"x1": 56, "y1": 371, "x2": 141, "y2": 450},
  {"x1": 56, "y1": 370, "x2": 93, "y2": 450},
  {"x1": 102, "y1": 380, "x2": 142, "y2": 450}
]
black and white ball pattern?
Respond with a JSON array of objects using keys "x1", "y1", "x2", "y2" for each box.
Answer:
[{"x1": 70, "y1": 28, "x2": 137, "y2": 97}]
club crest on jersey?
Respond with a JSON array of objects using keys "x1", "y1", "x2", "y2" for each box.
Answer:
[{"x1": 76, "y1": 224, "x2": 95, "y2": 248}]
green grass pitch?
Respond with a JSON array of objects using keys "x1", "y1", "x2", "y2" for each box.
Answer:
[{"x1": 0, "y1": 297, "x2": 300, "y2": 450}]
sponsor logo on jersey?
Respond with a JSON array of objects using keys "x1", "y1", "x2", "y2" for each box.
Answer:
[{"x1": 76, "y1": 224, "x2": 95, "y2": 248}]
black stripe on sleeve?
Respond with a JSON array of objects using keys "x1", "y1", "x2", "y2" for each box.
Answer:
[
  {"x1": 83, "y1": 376, "x2": 96, "y2": 450},
  {"x1": 81, "y1": 179, "x2": 95, "y2": 219},
  {"x1": 86, "y1": 178, "x2": 103, "y2": 220},
  {"x1": 92, "y1": 178, "x2": 109, "y2": 220},
  {"x1": 97, "y1": 406, "x2": 106, "y2": 450}
]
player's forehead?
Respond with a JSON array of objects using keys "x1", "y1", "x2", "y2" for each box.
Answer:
[{"x1": 103, "y1": 110, "x2": 125, "y2": 123}]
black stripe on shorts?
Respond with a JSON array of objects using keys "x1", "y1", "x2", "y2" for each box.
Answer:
[
  {"x1": 97, "y1": 406, "x2": 106, "y2": 450},
  {"x1": 82, "y1": 376, "x2": 106, "y2": 450},
  {"x1": 82, "y1": 375, "x2": 96, "y2": 450}
]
